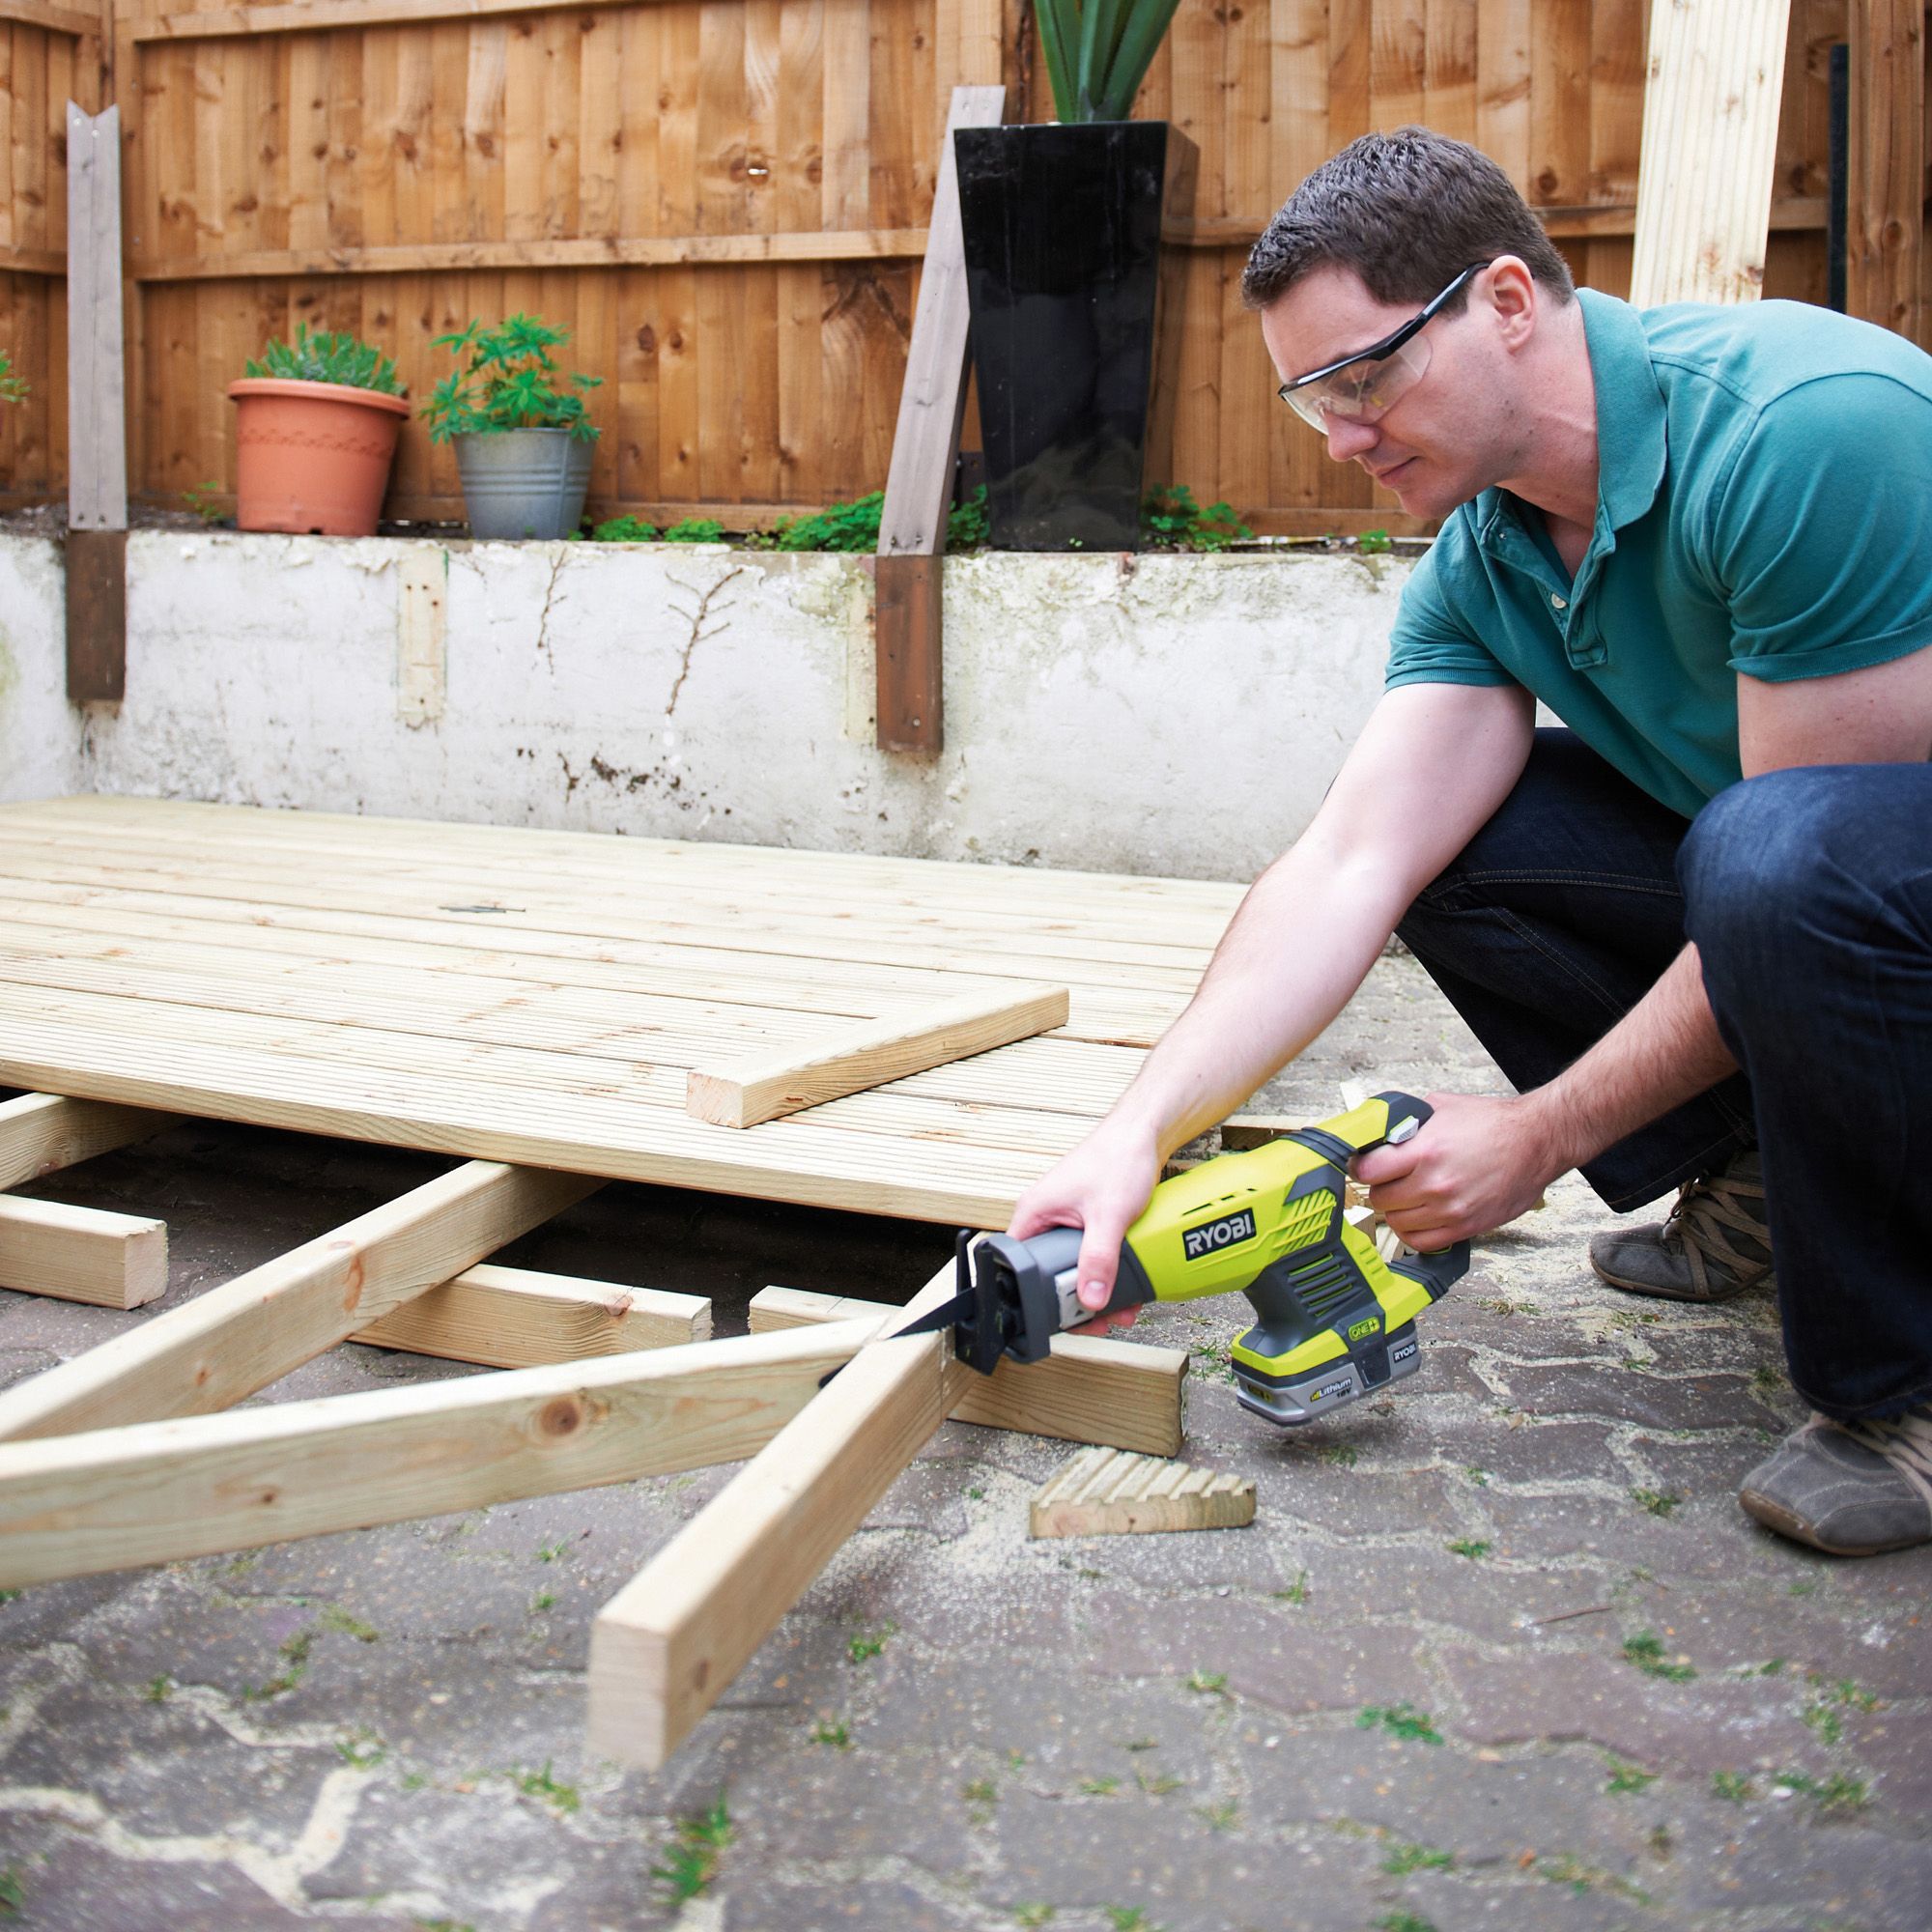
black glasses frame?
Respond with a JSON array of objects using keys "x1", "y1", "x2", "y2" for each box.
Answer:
[{"x1": 1274, "y1": 260, "x2": 1493, "y2": 405}]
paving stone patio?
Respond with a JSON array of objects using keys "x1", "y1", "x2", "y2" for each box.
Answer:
[{"x1": 1, "y1": 952, "x2": 1926, "y2": 1931}]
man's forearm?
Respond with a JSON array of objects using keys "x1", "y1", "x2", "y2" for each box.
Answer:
[
  {"x1": 1523, "y1": 945, "x2": 1738, "y2": 1176},
  {"x1": 1104, "y1": 843, "x2": 1406, "y2": 1158}
]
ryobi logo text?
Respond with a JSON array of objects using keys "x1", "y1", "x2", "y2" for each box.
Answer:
[{"x1": 1182, "y1": 1208, "x2": 1258, "y2": 1262}]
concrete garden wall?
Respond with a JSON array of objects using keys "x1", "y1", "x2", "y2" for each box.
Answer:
[{"x1": 0, "y1": 532, "x2": 1412, "y2": 882}]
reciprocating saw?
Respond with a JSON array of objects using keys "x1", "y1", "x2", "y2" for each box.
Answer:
[{"x1": 898, "y1": 1091, "x2": 1468, "y2": 1427}]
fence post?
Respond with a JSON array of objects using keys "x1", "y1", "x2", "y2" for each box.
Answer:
[
  {"x1": 873, "y1": 83, "x2": 1005, "y2": 756},
  {"x1": 65, "y1": 99, "x2": 128, "y2": 705}
]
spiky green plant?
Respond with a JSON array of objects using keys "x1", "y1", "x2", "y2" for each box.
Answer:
[
  {"x1": 420, "y1": 314, "x2": 601, "y2": 443},
  {"x1": 245, "y1": 325, "x2": 404, "y2": 395},
  {"x1": 0, "y1": 353, "x2": 26, "y2": 404},
  {"x1": 1034, "y1": 0, "x2": 1185, "y2": 124}
]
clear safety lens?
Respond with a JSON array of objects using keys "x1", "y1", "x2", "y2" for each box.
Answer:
[{"x1": 1282, "y1": 332, "x2": 1433, "y2": 433}]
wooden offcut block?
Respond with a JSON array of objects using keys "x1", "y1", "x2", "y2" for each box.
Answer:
[
  {"x1": 686, "y1": 984, "x2": 1068, "y2": 1127},
  {"x1": 0, "y1": 1196, "x2": 167, "y2": 1309},
  {"x1": 353, "y1": 1263, "x2": 710, "y2": 1369},
  {"x1": 1029, "y1": 1446, "x2": 1255, "y2": 1540}
]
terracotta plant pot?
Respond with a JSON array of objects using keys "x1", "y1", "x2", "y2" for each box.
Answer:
[{"x1": 226, "y1": 377, "x2": 411, "y2": 536}]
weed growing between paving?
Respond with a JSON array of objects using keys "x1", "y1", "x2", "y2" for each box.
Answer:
[
  {"x1": 1604, "y1": 1758, "x2": 1657, "y2": 1795},
  {"x1": 0, "y1": 1864, "x2": 22, "y2": 1915},
  {"x1": 1620, "y1": 1630, "x2": 1695, "y2": 1681},
  {"x1": 650, "y1": 1796, "x2": 732, "y2": 1902},
  {"x1": 1357, "y1": 1702, "x2": 1444, "y2": 1745},
  {"x1": 1381, "y1": 1842, "x2": 1454, "y2": 1875}
]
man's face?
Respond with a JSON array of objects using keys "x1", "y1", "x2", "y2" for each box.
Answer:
[{"x1": 1260, "y1": 262, "x2": 1513, "y2": 518}]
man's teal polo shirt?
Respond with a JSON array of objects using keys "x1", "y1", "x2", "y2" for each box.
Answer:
[{"x1": 1384, "y1": 288, "x2": 1932, "y2": 819}]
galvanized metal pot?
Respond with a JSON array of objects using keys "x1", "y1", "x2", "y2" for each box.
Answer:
[{"x1": 452, "y1": 427, "x2": 594, "y2": 540}]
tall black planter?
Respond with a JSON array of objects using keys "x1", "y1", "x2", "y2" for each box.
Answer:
[{"x1": 955, "y1": 122, "x2": 1194, "y2": 552}]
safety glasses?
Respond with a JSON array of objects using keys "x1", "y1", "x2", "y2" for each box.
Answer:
[{"x1": 1275, "y1": 261, "x2": 1492, "y2": 432}]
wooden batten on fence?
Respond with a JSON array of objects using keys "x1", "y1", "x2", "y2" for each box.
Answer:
[
  {"x1": 64, "y1": 99, "x2": 128, "y2": 704},
  {"x1": 873, "y1": 83, "x2": 1003, "y2": 756}
]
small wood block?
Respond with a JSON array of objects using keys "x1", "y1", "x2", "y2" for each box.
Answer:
[
  {"x1": 686, "y1": 983, "x2": 1068, "y2": 1128},
  {"x1": 352, "y1": 1262, "x2": 710, "y2": 1369},
  {"x1": 0, "y1": 1196, "x2": 167, "y2": 1309},
  {"x1": 1029, "y1": 1446, "x2": 1255, "y2": 1540}
]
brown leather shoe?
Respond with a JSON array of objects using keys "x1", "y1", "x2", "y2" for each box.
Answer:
[{"x1": 1588, "y1": 1150, "x2": 1773, "y2": 1302}]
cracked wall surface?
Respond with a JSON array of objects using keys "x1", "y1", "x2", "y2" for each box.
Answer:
[
  {"x1": 0, "y1": 534, "x2": 1403, "y2": 880},
  {"x1": 1, "y1": 957, "x2": 1927, "y2": 1931}
]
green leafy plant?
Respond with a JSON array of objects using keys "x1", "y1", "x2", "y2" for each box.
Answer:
[
  {"x1": 650, "y1": 1796, "x2": 732, "y2": 1902},
  {"x1": 1034, "y1": 0, "x2": 1185, "y2": 123},
  {"x1": 421, "y1": 315, "x2": 601, "y2": 443},
  {"x1": 1605, "y1": 1759, "x2": 1656, "y2": 1795},
  {"x1": 591, "y1": 514, "x2": 661, "y2": 543},
  {"x1": 1631, "y1": 1487, "x2": 1682, "y2": 1518},
  {"x1": 1141, "y1": 485, "x2": 1253, "y2": 552},
  {"x1": 0, "y1": 354, "x2": 25, "y2": 405},
  {"x1": 1446, "y1": 1538, "x2": 1492, "y2": 1560},
  {"x1": 1356, "y1": 526, "x2": 1394, "y2": 554},
  {"x1": 244, "y1": 324, "x2": 404, "y2": 395},
  {"x1": 182, "y1": 481, "x2": 226, "y2": 526},
  {"x1": 750, "y1": 486, "x2": 989, "y2": 554}
]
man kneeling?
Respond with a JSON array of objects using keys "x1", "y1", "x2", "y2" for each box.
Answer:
[{"x1": 1011, "y1": 128, "x2": 1932, "y2": 1557}]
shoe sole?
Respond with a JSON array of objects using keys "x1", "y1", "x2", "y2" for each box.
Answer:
[
  {"x1": 1588, "y1": 1254, "x2": 1754, "y2": 1305},
  {"x1": 1739, "y1": 1488, "x2": 1930, "y2": 1557}
]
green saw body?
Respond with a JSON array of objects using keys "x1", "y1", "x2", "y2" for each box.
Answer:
[{"x1": 955, "y1": 1091, "x2": 1468, "y2": 1427}]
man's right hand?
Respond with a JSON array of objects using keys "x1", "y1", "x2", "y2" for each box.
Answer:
[{"x1": 1006, "y1": 1121, "x2": 1164, "y2": 1332}]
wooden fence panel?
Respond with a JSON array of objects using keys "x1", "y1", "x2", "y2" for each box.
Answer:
[
  {"x1": 5, "y1": 0, "x2": 1915, "y2": 526},
  {"x1": 0, "y1": 6, "x2": 106, "y2": 502}
]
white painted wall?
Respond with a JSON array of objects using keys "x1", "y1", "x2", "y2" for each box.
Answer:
[
  {"x1": 0, "y1": 531, "x2": 1411, "y2": 882},
  {"x1": 0, "y1": 538, "x2": 83, "y2": 805}
]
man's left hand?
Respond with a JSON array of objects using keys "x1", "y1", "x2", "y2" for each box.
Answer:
[{"x1": 1353, "y1": 1092, "x2": 1558, "y2": 1250}]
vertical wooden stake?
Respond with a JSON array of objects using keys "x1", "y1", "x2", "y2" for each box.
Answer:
[
  {"x1": 65, "y1": 100, "x2": 128, "y2": 705},
  {"x1": 874, "y1": 82, "x2": 1005, "y2": 756}
]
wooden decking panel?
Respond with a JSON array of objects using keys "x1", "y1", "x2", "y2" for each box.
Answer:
[{"x1": 0, "y1": 798, "x2": 1240, "y2": 1225}]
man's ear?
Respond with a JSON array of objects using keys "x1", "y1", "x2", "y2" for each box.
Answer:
[{"x1": 1484, "y1": 256, "x2": 1539, "y2": 352}]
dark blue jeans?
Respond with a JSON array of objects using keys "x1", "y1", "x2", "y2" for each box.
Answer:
[{"x1": 1396, "y1": 729, "x2": 1932, "y2": 1420}]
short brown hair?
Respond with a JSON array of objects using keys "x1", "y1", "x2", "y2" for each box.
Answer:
[{"x1": 1241, "y1": 128, "x2": 1575, "y2": 313}]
